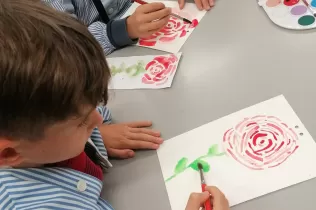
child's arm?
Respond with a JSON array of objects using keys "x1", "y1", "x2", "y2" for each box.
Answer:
[{"x1": 42, "y1": 0, "x2": 136, "y2": 55}]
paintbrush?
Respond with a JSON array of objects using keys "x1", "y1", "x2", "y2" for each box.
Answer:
[
  {"x1": 302, "y1": 0, "x2": 316, "y2": 17},
  {"x1": 198, "y1": 162, "x2": 212, "y2": 210},
  {"x1": 133, "y1": 0, "x2": 192, "y2": 24}
]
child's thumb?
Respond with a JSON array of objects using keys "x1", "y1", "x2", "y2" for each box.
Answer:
[{"x1": 185, "y1": 192, "x2": 210, "y2": 210}]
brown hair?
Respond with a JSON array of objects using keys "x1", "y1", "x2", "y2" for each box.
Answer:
[{"x1": 0, "y1": 0, "x2": 110, "y2": 140}]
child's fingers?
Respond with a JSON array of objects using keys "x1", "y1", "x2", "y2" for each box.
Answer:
[
  {"x1": 143, "y1": 15, "x2": 169, "y2": 32},
  {"x1": 107, "y1": 148, "x2": 135, "y2": 159},
  {"x1": 125, "y1": 138, "x2": 160, "y2": 150},
  {"x1": 143, "y1": 7, "x2": 171, "y2": 23},
  {"x1": 124, "y1": 121, "x2": 152, "y2": 128},
  {"x1": 194, "y1": 0, "x2": 203, "y2": 10},
  {"x1": 209, "y1": 0, "x2": 215, "y2": 6},
  {"x1": 128, "y1": 132, "x2": 162, "y2": 144},
  {"x1": 138, "y1": 2, "x2": 166, "y2": 14},
  {"x1": 129, "y1": 127, "x2": 161, "y2": 137},
  {"x1": 201, "y1": 0, "x2": 211, "y2": 10},
  {"x1": 178, "y1": 0, "x2": 185, "y2": 9}
]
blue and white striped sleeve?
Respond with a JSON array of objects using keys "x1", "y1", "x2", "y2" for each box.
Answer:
[{"x1": 42, "y1": 0, "x2": 136, "y2": 55}]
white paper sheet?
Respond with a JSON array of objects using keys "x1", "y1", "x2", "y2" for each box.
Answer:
[
  {"x1": 107, "y1": 53, "x2": 181, "y2": 89},
  {"x1": 157, "y1": 95, "x2": 316, "y2": 210},
  {"x1": 122, "y1": 1, "x2": 206, "y2": 53}
]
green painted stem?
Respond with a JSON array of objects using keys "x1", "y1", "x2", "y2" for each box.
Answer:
[{"x1": 165, "y1": 152, "x2": 226, "y2": 182}]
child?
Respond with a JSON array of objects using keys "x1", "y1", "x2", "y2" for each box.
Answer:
[
  {"x1": 42, "y1": 0, "x2": 213, "y2": 56},
  {"x1": 0, "y1": 0, "x2": 228, "y2": 209}
]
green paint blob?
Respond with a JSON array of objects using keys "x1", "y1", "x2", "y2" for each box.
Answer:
[
  {"x1": 189, "y1": 160, "x2": 210, "y2": 172},
  {"x1": 174, "y1": 157, "x2": 188, "y2": 174},
  {"x1": 298, "y1": 15, "x2": 315, "y2": 26}
]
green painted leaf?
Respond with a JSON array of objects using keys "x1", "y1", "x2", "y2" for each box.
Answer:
[
  {"x1": 174, "y1": 157, "x2": 188, "y2": 174},
  {"x1": 208, "y1": 144, "x2": 219, "y2": 155},
  {"x1": 189, "y1": 159, "x2": 210, "y2": 172}
]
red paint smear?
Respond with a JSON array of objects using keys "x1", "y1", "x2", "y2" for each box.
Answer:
[
  {"x1": 139, "y1": 39, "x2": 156, "y2": 46},
  {"x1": 275, "y1": 141, "x2": 285, "y2": 152},
  {"x1": 250, "y1": 130, "x2": 259, "y2": 140},
  {"x1": 190, "y1": 19, "x2": 199, "y2": 28},
  {"x1": 180, "y1": 30, "x2": 187, "y2": 37},
  {"x1": 252, "y1": 133, "x2": 267, "y2": 146},
  {"x1": 159, "y1": 34, "x2": 177, "y2": 42},
  {"x1": 245, "y1": 150, "x2": 263, "y2": 162},
  {"x1": 145, "y1": 61, "x2": 156, "y2": 70},
  {"x1": 267, "y1": 123, "x2": 284, "y2": 135},
  {"x1": 227, "y1": 149, "x2": 263, "y2": 170},
  {"x1": 247, "y1": 122, "x2": 257, "y2": 127},
  {"x1": 248, "y1": 143, "x2": 261, "y2": 156},
  {"x1": 255, "y1": 139, "x2": 273, "y2": 153},
  {"x1": 223, "y1": 129, "x2": 233, "y2": 142},
  {"x1": 264, "y1": 143, "x2": 277, "y2": 154},
  {"x1": 283, "y1": 0, "x2": 299, "y2": 6}
]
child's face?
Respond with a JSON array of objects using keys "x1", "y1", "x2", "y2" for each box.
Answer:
[{"x1": 13, "y1": 107, "x2": 103, "y2": 167}]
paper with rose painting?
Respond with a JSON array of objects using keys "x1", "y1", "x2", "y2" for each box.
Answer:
[
  {"x1": 121, "y1": 1, "x2": 206, "y2": 53},
  {"x1": 107, "y1": 53, "x2": 181, "y2": 89},
  {"x1": 157, "y1": 95, "x2": 316, "y2": 210}
]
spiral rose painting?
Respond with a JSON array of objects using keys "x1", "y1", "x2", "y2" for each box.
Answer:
[
  {"x1": 157, "y1": 95, "x2": 316, "y2": 209},
  {"x1": 121, "y1": 1, "x2": 207, "y2": 53},
  {"x1": 223, "y1": 115, "x2": 299, "y2": 170},
  {"x1": 107, "y1": 53, "x2": 181, "y2": 89}
]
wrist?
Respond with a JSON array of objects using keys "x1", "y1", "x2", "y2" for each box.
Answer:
[{"x1": 126, "y1": 16, "x2": 138, "y2": 39}]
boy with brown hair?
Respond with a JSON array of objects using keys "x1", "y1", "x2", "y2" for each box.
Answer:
[
  {"x1": 0, "y1": 0, "x2": 114, "y2": 208},
  {"x1": 0, "y1": 1, "x2": 229, "y2": 209}
]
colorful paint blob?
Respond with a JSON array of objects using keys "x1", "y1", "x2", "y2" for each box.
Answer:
[
  {"x1": 266, "y1": 0, "x2": 281, "y2": 7},
  {"x1": 312, "y1": 0, "x2": 316, "y2": 8},
  {"x1": 283, "y1": 0, "x2": 299, "y2": 6},
  {"x1": 291, "y1": 5, "x2": 307, "y2": 15},
  {"x1": 298, "y1": 15, "x2": 315, "y2": 26}
]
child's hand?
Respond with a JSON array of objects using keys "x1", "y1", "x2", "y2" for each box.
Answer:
[
  {"x1": 126, "y1": 3, "x2": 171, "y2": 39},
  {"x1": 98, "y1": 121, "x2": 163, "y2": 159},
  {"x1": 185, "y1": 186, "x2": 230, "y2": 210},
  {"x1": 178, "y1": 0, "x2": 214, "y2": 11}
]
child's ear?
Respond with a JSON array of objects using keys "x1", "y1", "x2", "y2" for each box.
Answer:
[{"x1": 0, "y1": 139, "x2": 22, "y2": 167}]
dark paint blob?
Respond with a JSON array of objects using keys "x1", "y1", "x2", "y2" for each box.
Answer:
[
  {"x1": 284, "y1": 0, "x2": 299, "y2": 6},
  {"x1": 298, "y1": 15, "x2": 315, "y2": 26}
]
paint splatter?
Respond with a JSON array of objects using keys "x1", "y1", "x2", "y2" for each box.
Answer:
[
  {"x1": 139, "y1": 8, "x2": 198, "y2": 47},
  {"x1": 291, "y1": 5, "x2": 307, "y2": 15},
  {"x1": 298, "y1": 15, "x2": 315, "y2": 26},
  {"x1": 283, "y1": 0, "x2": 299, "y2": 6},
  {"x1": 142, "y1": 54, "x2": 178, "y2": 86},
  {"x1": 312, "y1": 0, "x2": 316, "y2": 8},
  {"x1": 266, "y1": 0, "x2": 281, "y2": 7},
  {"x1": 223, "y1": 115, "x2": 299, "y2": 170}
]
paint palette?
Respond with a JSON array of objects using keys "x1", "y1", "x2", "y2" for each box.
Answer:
[{"x1": 259, "y1": 0, "x2": 316, "y2": 29}]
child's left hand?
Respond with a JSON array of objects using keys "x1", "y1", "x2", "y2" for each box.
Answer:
[
  {"x1": 98, "y1": 121, "x2": 163, "y2": 159},
  {"x1": 178, "y1": 0, "x2": 214, "y2": 11}
]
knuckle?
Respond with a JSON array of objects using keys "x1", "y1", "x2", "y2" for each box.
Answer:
[{"x1": 189, "y1": 193, "x2": 199, "y2": 200}]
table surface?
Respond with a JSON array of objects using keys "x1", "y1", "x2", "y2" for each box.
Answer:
[{"x1": 102, "y1": 0, "x2": 316, "y2": 209}]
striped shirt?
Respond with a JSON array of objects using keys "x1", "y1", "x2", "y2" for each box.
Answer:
[
  {"x1": 42, "y1": 0, "x2": 135, "y2": 55},
  {"x1": 0, "y1": 106, "x2": 114, "y2": 210}
]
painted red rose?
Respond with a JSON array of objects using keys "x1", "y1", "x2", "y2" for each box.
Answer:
[
  {"x1": 223, "y1": 115, "x2": 299, "y2": 170},
  {"x1": 142, "y1": 54, "x2": 178, "y2": 85},
  {"x1": 139, "y1": 10, "x2": 199, "y2": 47}
]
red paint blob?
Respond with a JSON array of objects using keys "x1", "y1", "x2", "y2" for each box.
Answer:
[{"x1": 284, "y1": 0, "x2": 299, "y2": 6}]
